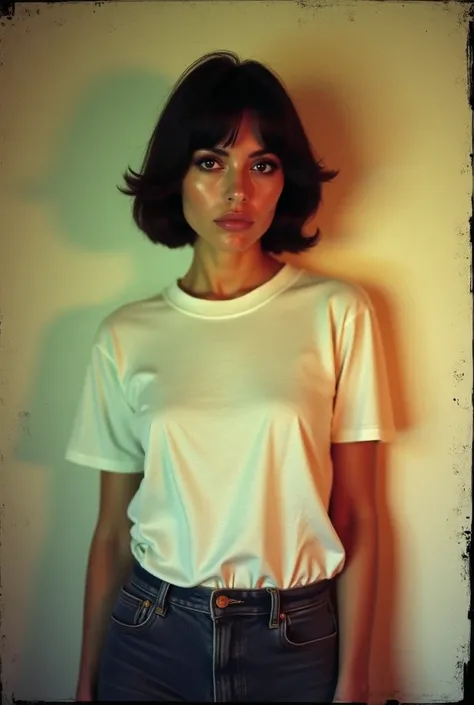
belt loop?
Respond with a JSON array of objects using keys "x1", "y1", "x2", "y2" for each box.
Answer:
[
  {"x1": 154, "y1": 580, "x2": 171, "y2": 617},
  {"x1": 266, "y1": 587, "x2": 280, "y2": 629}
]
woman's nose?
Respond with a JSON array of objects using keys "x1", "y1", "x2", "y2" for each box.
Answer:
[{"x1": 224, "y1": 170, "x2": 251, "y2": 202}]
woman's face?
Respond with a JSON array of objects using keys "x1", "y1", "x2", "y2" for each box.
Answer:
[{"x1": 181, "y1": 113, "x2": 284, "y2": 253}]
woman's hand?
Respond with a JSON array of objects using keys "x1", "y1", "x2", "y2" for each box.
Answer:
[
  {"x1": 75, "y1": 682, "x2": 94, "y2": 702},
  {"x1": 333, "y1": 678, "x2": 369, "y2": 703}
]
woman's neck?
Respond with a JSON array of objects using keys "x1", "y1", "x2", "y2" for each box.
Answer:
[{"x1": 178, "y1": 253, "x2": 284, "y2": 300}]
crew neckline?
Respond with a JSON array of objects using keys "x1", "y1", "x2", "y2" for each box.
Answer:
[{"x1": 162, "y1": 262, "x2": 303, "y2": 319}]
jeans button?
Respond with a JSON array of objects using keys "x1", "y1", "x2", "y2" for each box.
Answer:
[{"x1": 216, "y1": 595, "x2": 230, "y2": 608}]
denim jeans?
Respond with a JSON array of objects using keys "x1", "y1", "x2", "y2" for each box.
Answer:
[{"x1": 97, "y1": 558, "x2": 339, "y2": 702}]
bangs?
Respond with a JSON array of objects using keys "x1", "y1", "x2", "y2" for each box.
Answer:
[{"x1": 187, "y1": 73, "x2": 289, "y2": 158}]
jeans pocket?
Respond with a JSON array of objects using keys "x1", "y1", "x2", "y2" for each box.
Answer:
[
  {"x1": 110, "y1": 577, "x2": 158, "y2": 633},
  {"x1": 279, "y1": 598, "x2": 337, "y2": 648}
]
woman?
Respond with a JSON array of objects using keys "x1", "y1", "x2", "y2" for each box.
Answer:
[{"x1": 67, "y1": 51, "x2": 394, "y2": 702}]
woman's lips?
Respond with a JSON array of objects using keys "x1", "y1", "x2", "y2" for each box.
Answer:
[{"x1": 214, "y1": 219, "x2": 254, "y2": 231}]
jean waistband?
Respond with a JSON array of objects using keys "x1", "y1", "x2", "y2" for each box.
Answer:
[{"x1": 130, "y1": 558, "x2": 333, "y2": 629}]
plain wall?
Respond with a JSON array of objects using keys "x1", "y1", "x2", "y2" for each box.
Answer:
[{"x1": 0, "y1": 1, "x2": 471, "y2": 701}]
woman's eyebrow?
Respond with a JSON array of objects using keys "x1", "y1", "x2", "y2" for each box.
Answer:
[{"x1": 200, "y1": 147, "x2": 274, "y2": 158}]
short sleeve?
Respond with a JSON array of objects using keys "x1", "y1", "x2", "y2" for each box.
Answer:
[
  {"x1": 65, "y1": 324, "x2": 145, "y2": 473},
  {"x1": 331, "y1": 297, "x2": 395, "y2": 444}
]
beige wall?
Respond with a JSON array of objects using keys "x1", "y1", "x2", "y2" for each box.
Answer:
[{"x1": 0, "y1": 1, "x2": 471, "y2": 701}]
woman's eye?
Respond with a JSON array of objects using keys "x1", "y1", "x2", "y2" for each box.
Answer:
[
  {"x1": 253, "y1": 161, "x2": 277, "y2": 174},
  {"x1": 254, "y1": 159, "x2": 279, "y2": 176},
  {"x1": 193, "y1": 158, "x2": 218, "y2": 171}
]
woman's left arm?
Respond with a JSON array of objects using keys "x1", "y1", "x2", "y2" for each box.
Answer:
[{"x1": 330, "y1": 440, "x2": 379, "y2": 704}]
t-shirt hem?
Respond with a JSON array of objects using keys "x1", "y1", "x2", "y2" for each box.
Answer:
[
  {"x1": 331, "y1": 427, "x2": 396, "y2": 443},
  {"x1": 65, "y1": 451, "x2": 143, "y2": 473}
]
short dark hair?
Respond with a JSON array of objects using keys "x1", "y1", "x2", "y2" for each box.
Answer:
[{"x1": 119, "y1": 51, "x2": 339, "y2": 255}]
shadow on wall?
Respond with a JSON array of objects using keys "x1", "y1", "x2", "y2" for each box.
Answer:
[
  {"x1": 13, "y1": 67, "x2": 186, "y2": 699},
  {"x1": 13, "y1": 65, "x2": 405, "y2": 700}
]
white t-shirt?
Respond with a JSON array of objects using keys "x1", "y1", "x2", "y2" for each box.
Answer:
[{"x1": 65, "y1": 262, "x2": 395, "y2": 589}]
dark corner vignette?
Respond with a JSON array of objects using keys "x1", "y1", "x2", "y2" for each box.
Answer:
[
  {"x1": 0, "y1": 0, "x2": 14, "y2": 19},
  {"x1": 0, "y1": 0, "x2": 109, "y2": 19}
]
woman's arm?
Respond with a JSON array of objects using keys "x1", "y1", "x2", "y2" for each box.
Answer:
[
  {"x1": 329, "y1": 441, "x2": 379, "y2": 703},
  {"x1": 76, "y1": 471, "x2": 142, "y2": 701}
]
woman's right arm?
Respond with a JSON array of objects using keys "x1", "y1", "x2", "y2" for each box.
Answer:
[{"x1": 75, "y1": 471, "x2": 143, "y2": 701}]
